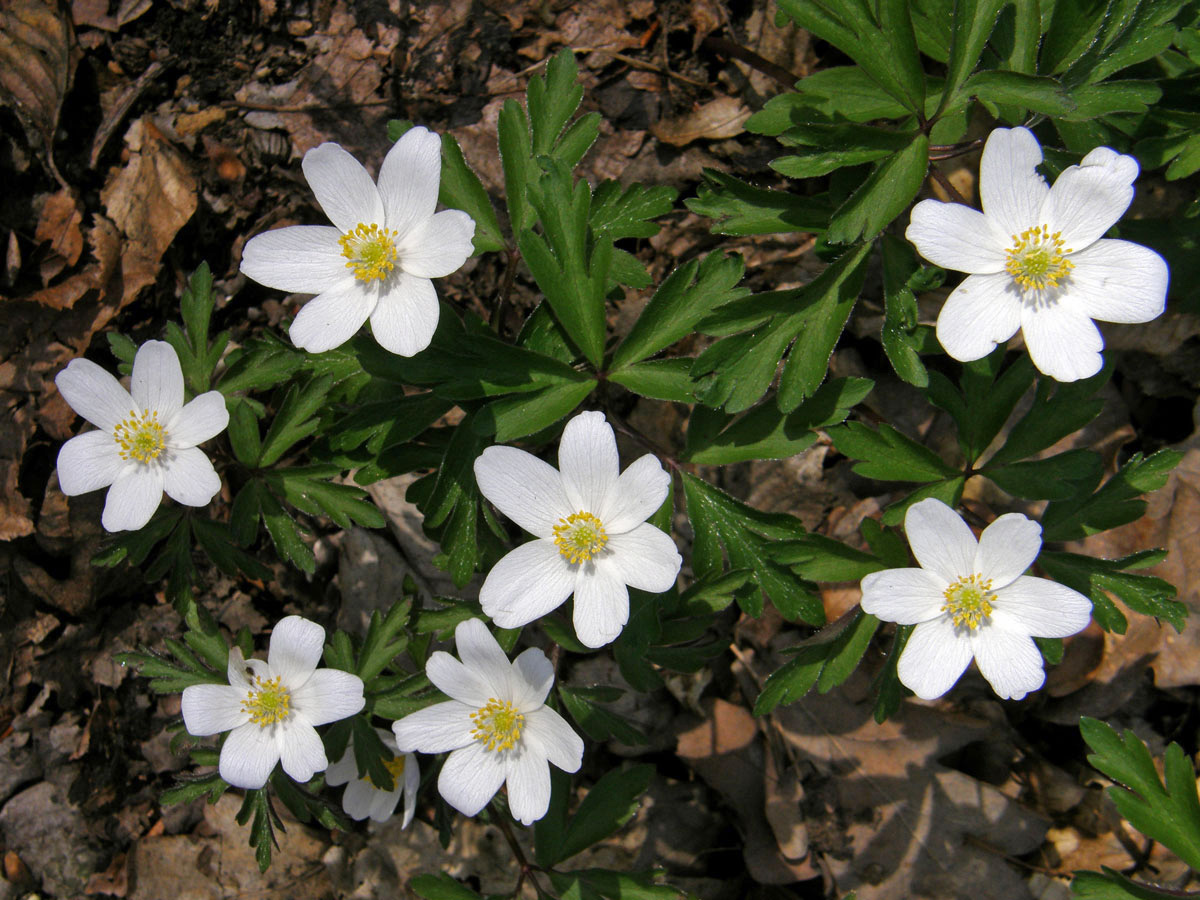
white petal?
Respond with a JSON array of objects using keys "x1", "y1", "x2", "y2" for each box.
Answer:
[
  {"x1": 131, "y1": 341, "x2": 184, "y2": 421},
  {"x1": 859, "y1": 568, "x2": 947, "y2": 624},
  {"x1": 167, "y1": 391, "x2": 229, "y2": 448},
  {"x1": 979, "y1": 127, "x2": 1050, "y2": 236},
  {"x1": 572, "y1": 559, "x2": 629, "y2": 648},
  {"x1": 606, "y1": 524, "x2": 680, "y2": 593},
  {"x1": 559, "y1": 412, "x2": 620, "y2": 514},
  {"x1": 162, "y1": 446, "x2": 221, "y2": 507},
  {"x1": 992, "y1": 576, "x2": 1092, "y2": 638},
  {"x1": 288, "y1": 278, "x2": 376, "y2": 353},
  {"x1": 905, "y1": 200, "x2": 1008, "y2": 274},
  {"x1": 975, "y1": 513, "x2": 1041, "y2": 589},
  {"x1": 510, "y1": 648, "x2": 554, "y2": 710},
  {"x1": 268, "y1": 616, "x2": 325, "y2": 686},
  {"x1": 323, "y1": 747, "x2": 356, "y2": 786},
  {"x1": 897, "y1": 616, "x2": 975, "y2": 700},
  {"x1": 1066, "y1": 239, "x2": 1168, "y2": 324},
  {"x1": 56, "y1": 431, "x2": 123, "y2": 496},
  {"x1": 181, "y1": 683, "x2": 250, "y2": 736},
  {"x1": 402, "y1": 754, "x2": 419, "y2": 828},
  {"x1": 505, "y1": 746, "x2": 551, "y2": 825},
  {"x1": 1041, "y1": 151, "x2": 1137, "y2": 250},
  {"x1": 599, "y1": 454, "x2": 671, "y2": 534},
  {"x1": 904, "y1": 499, "x2": 978, "y2": 583},
  {"x1": 480, "y1": 541, "x2": 576, "y2": 630},
  {"x1": 437, "y1": 742, "x2": 506, "y2": 817},
  {"x1": 1080, "y1": 146, "x2": 1140, "y2": 181},
  {"x1": 474, "y1": 446, "x2": 571, "y2": 538},
  {"x1": 522, "y1": 706, "x2": 583, "y2": 774},
  {"x1": 367, "y1": 784, "x2": 402, "y2": 823},
  {"x1": 455, "y1": 618, "x2": 517, "y2": 700},
  {"x1": 292, "y1": 668, "x2": 364, "y2": 725},
  {"x1": 397, "y1": 210, "x2": 475, "y2": 278},
  {"x1": 377, "y1": 125, "x2": 442, "y2": 239},
  {"x1": 219, "y1": 722, "x2": 281, "y2": 789},
  {"x1": 1020, "y1": 301, "x2": 1104, "y2": 382},
  {"x1": 369, "y1": 272, "x2": 439, "y2": 357},
  {"x1": 935, "y1": 273, "x2": 1022, "y2": 362},
  {"x1": 341, "y1": 779, "x2": 377, "y2": 820},
  {"x1": 101, "y1": 467, "x2": 163, "y2": 532},
  {"x1": 56, "y1": 358, "x2": 133, "y2": 432},
  {"x1": 278, "y1": 721, "x2": 328, "y2": 783},
  {"x1": 971, "y1": 624, "x2": 1045, "y2": 700},
  {"x1": 227, "y1": 647, "x2": 255, "y2": 689},
  {"x1": 392, "y1": 701, "x2": 475, "y2": 753},
  {"x1": 302, "y1": 142, "x2": 384, "y2": 233},
  {"x1": 426, "y1": 651, "x2": 493, "y2": 706},
  {"x1": 239, "y1": 225, "x2": 347, "y2": 294}
]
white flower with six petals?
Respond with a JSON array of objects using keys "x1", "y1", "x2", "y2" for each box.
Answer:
[
  {"x1": 324, "y1": 728, "x2": 419, "y2": 825},
  {"x1": 391, "y1": 618, "x2": 583, "y2": 826},
  {"x1": 859, "y1": 498, "x2": 1092, "y2": 701},
  {"x1": 906, "y1": 126, "x2": 1168, "y2": 382},
  {"x1": 240, "y1": 126, "x2": 475, "y2": 357},
  {"x1": 181, "y1": 616, "x2": 365, "y2": 789},
  {"x1": 473, "y1": 411, "x2": 682, "y2": 648},
  {"x1": 55, "y1": 340, "x2": 229, "y2": 532}
]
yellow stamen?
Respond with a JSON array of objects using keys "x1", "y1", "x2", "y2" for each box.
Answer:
[
  {"x1": 942, "y1": 574, "x2": 996, "y2": 630},
  {"x1": 470, "y1": 698, "x2": 524, "y2": 752},
  {"x1": 367, "y1": 755, "x2": 406, "y2": 790},
  {"x1": 553, "y1": 511, "x2": 608, "y2": 564},
  {"x1": 112, "y1": 409, "x2": 168, "y2": 463},
  {"x1": 241, "y1": 675, "x2": 292, "y2": 727},
  {"x1": 1005, "y1": 224, "x2": 1074, "y2": 292},
  {"x1": 338, "y1": 222, "x2": 399, "y2": 283}
]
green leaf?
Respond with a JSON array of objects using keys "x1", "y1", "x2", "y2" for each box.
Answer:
[
  {"x1": 682, "y1": 473, "x2": 821, "y2": 622},
  {"x1": 754, "y1": 611, "x2": 880, "y2": 714},
  {"x1": 410, "y1": 874, "x2": 484, "y2": 900},
  {"x1": 685, "y1": 377, "x2": 872, "y2": 464},
  {"x1": 590, "y1": 180, "x2": 677, "y2": 241},
  {"x1": 415, "y1": 414, "x2": 487, "y2": 588},
  {"x1": 550, "y1": 765, "x2": 654, "y2": 865},
  {"x1": 612, "y1": 253, "x2": 748, "y2": 369},
  {"x1": 106, "y1": 331, "x2": 138, "y2": 364},
  {"x1": 685, "y1": 170, "x2": 833, "y2": 236},
  {"x1": 608, "y1": 358, "x2": 697, "y2": 403},
  {"x1": 548, "y1": 870, "x2": 685, "y2": 900},
  {"x1": 938, "y1": 0, "x2": 1008, "y2": 114},
  {"x1": 1041, "y1": 450, "x2": 1183, "y2": 541},
  {"x1": 1038, "y1": 550, "x2": 1184, "y2": 633},
  {"x1": 498, "y1": 99, "x2": 536, "y2": 236},
  {"x1": 1071, "y1": 867, "x2": 1192, "y2": 899},
  {"x1": 226, "y1": 400, "x2": 263, "y2": 466},
  {"x1": 771, "y1": 123, "x2": 919, "y2": 178},
  {"x1": 984, "y1": 366, "x2": 1107, "y2": 468},
  {"x1": 191, "y1": 517, "x2": 271, "y2": 581},
  {"x1": 528, "y1": 49, "x2": 584, "y2": 155},
  {"x1": 259, "y1": 488, "x2": 315, "y2": 573},
  {"x1": 476, "y1": 378, "x2": 596, "y2": 442},
  {"x1": 828, "y1": 421, "x2": 959, "y2": 482},
  {"x1": 827, "y1": 136, "x2": 929, "y2": 244},
  {"x1": 559, "y1": 685, "x2": 649, "y2": 745},
  {"x1": 983, "y1": 449, "x2": 1104, "y2": 500},
  {"x1": 964, "y1": 70, "x2": 1075, "y2": 115},
  {"x1": 257, "y1": 375, "x2": 332, "y2": 467},
  {"x1": 439, "y1": 133, "x2": 505, "y2": 254},
  {"x1": 771, "y1": 533, "x2": 888, "y2": 582},
  {"x1": 747, "y1": 67, "x2": 910, "y2": 131},
  {"x1": 265, "y1": 466, "x2": 384, "y2": 530},
  {"x1": 880, "y1": 234, "x2": 932, "y2": 387},
  {"x1": 217, "y1": 341, "x2": 304, "y2": 395},
  {"x1": 1080, "y1": 718, "x2": 1200, "y2": 871}
]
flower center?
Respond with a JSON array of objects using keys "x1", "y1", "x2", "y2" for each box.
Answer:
[
  {"x1": 553, "y1": 510, "x2": 608, "y2": 564},
  {"x1": 241, "y1": 675, "x2": 292, "y2": 727},
  {"x1": 367, "y1": 755, "x2": 406, "y2": 791},
  {"x1": 339, "y1": 222, "x2": 399, "y2": 283},
  {"x1": 942, "y1": 574, "x2": 996, "y2": 630},
  {"x1": 112, "y1": 409, "x2": 168, "y2": 463},
  {"x1": 470, "y1": 698, "x2": 524, "y2": 753},
  {"x1": 1005, "y1": 225, "x2": 1074, "y2": 292}
]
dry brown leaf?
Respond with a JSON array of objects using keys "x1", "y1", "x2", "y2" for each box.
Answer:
[
  {"x1": 773, "y1": 674, "x2": 1048, "y2": 899},
  {"x1": 651, "y1": 96, "x2": 752, "y2": 146},
  {"x1": 71, "y1": 0, "x2": 116, "y2": 31},
  {"x1": 0, "y1": 0, "x2": 77, "y2": 183},
  {"x1": 34, "y1": 188, "x2": 84, "y2": 284}
]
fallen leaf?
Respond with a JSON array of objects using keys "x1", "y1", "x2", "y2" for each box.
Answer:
[
  {"x1": 34, "y1": 188, "x2": 84, "y2": 284},
  {"x1": 651, "y1": 96, "x2": 752, "y2": 146}
]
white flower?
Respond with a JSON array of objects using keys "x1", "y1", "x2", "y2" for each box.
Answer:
[
  {"x1": 324, "y1": 728, "x2": 419, "y2": 825},
  {"x1": 473, "y1": 411, "x2": 682, "y2": 648},
  {"x1": 55, "y1": 340, "x2": 229, "y2": 532},
  {"x1": 391, "y1": 618, "x2": 583, "y2": 826},
  {"x1": 181, "y1": 616, "x2": 365, "y2": 789},
  {"x1": 906, "y1": 126, "x2": 1168, "y2": 382},
  {"x1": 859, "y1": 498, "x2": 1092, "y2": 701},
  {"x1": 239, "y1": 127, "x2": 475, "y2": 357}
]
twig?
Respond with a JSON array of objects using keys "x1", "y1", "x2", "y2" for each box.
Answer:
[
  {"x1": 702, "y1": 34, "x2": 802, "y2": 89},
  {"x1": 493, "y1": 246, "x2": 520, "y2": 337},
  {"x1": 603, "y1": 406, "x2": 679, "y2": 470},
  {"x1": 928, "y1": 166, "x2": 969, "y2": 206}
]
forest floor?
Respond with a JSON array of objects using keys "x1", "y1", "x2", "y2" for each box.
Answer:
[{"x1": 2, "y1": 0, "x2": 1200, "y2": 898}]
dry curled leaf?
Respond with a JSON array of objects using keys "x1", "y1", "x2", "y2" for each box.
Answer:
[
  {"x1": 34, "y1": 188, "x2": 84, "y2": 284},
  {"x1": 651, "y1": 96, "x2": 752, "y2": 146}
]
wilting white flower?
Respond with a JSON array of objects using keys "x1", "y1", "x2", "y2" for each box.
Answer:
[
  {"x1": 181, "y1": 616, "x2": 365, "y2": 789},
  {"x1": 906, "y1": 126, "x2": 1168, "y2": 382},
  {"x1": 860, "y1": 498, "x2": 1092, "y2": 701},
  {"x1": 325, "y1": 728, "x2": 419, "y2": 825},
  {"x1": 473, "y1": 411, "x2": 681, "y2": 648},
  {"x1": 392, "y1": 618, "x2": 583, "y2": 825},
  {"x1": 240, "y1": 126, "x2": 475, "y2": 356},
  {"x1": 55, "y1": 340, "x2": 229, "y2": 532}
]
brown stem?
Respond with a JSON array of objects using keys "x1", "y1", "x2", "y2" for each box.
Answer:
[
  {"x1": 928, "y1": 166, "x2": 969, "y2": 206},
  {"x1": 493, "y1": 246, "x2": 520, "y2": 338},
  {"x1": 491, "y1": 807, "x2": 548, "y2": 897},
  {"x1": 603, "y1": 405, "x2": 679, "y2": 470},
  {"x1": 702, "y1": 34, "x2": 802, "y2": 88}
]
